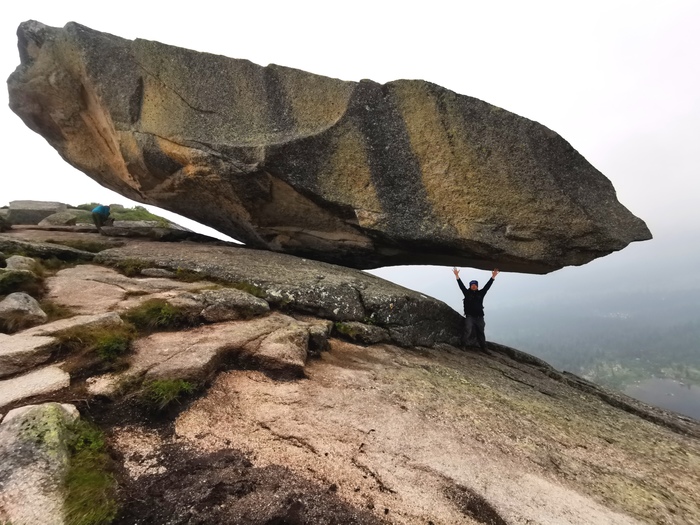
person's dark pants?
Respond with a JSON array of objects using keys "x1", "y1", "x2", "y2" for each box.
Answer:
[
  {"x1": 464, "y1": 315, "x2": 487, "y2": 350},
  {"x1": 92, "y1": 211, "x2": 106, "y2": 231},
  {"x1": 92, "y1": 212, "x2": 112, "y2": 233}
]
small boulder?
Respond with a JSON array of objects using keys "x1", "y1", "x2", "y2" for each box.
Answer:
[
  {"x1": 0, "y1": 292, "x2": 48, "y2": 333},
  {"x1": 0, "y1": 403, "x2": 79, "y2": 525},
  {"x1": 38, "y1": 211, "x2": 79, "y2": 227},
  {"x1": 5, "y1": 254, "x2": 37, "y2": 272}
]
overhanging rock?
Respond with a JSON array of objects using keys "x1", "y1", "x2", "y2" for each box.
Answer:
[{"x1": 7, "y1": 21, "x2": 651, "y2": 272}]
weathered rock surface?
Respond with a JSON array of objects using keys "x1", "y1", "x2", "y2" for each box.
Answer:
[
  {"x1": 126, "y1": 313, "x2": 311, "y2": 383},
  {"x1": 23, "y1": 311, "x2": 123, "y2": 337},
  {"x1": 0, "y1": 365, "x2": 70, "y2": 410},
  {"x1": 92, "y1": 240, "x2": 464, "y2": 348},
  {"x1": 0, "y1": 236, "x2": 94, "y2": 262},
  {"x1": 0, "y1": 403, "x2": 78, "y2": 525},
  {"x1": 0, "y1": 332, "x2": 56, "y2": 377},
  {"x1": 171, "y1": 287, "x2": 271, "y2": 322},
  {"x1": 8, "y1": 21, "x2": 651, "y2": 273},
  {"x1": 0, "y1": 223, "x2": 698, "y2": 525}
]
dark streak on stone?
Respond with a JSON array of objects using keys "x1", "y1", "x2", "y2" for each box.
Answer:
[
  {"x1": 263, "y1": 66, "x2": 297, "y2": 136},
  {"x1": 352, "y1": 80, "x2": 436, "y2": 238},
  {"x1": 128, "y1": 77, "x2": 143, "y2": 125}
]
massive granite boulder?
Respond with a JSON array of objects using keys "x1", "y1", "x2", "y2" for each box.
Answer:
[{"x1": 7, "y1": 21, "x2": 651, "y2": 272}]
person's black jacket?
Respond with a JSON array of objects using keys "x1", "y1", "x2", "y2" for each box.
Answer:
[{"x1": 457, "y1": 278, "x2": 494, "y2": 317}]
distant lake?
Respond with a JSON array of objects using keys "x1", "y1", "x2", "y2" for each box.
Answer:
[{"x1": 625, "y1": 378, "x2": 700, "y2": 420}]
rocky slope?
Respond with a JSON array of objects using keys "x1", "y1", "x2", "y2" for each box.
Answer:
[{"x1": 0, "y1": 225, "x2": 698, "y2": 525}]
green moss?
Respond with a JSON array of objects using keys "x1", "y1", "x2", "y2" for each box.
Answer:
[
  {"x1": 111, "y1": 205, "x2": 168, "y2": 223},
  {"x1": 142, "y1": 379, "x2": 197, "y2": 411},
  {"x1": 64, "y1": 419, "x2": 118, "y2": 525},
  {"x1": 334, "y1": 322, "x2": 358, "y2": 338},
  {"x1": 112, "y1": 258, "x2": 147, "y2": 277},
  {"x1": 229, "y1": 281, "x2": 266, "y2": 299},
  {"x1": 122, "y1": 299, "x2": 195, "y2": 331},
  {"x1": 17, "y1": 404, "x2": 71, "y2": 452},
  {"x1": 0, "y1": 269, "x2": 44, "y2": 296},
  {"x1": 174, "y1": 267, "x2": 204, "y2": 282}
]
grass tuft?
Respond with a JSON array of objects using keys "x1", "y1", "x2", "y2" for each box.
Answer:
[
  {"x1": 174, "y1": 267, "x2": 204, "y2": 282},
  {"x1": 122, "y1": 299, "x2": 196, "y2": 331},
  {"x1": 142, "y1": 379, "x2": 197, "y2": 411},
  {"x1": 111, "y1": 258, "x2": 147, "y2": 277},
  {"x1": 64, "y1": 419, "x2": 118, "y2": 525},
  {"x1": 39, "y1": 300, "x2": 75, "y2": 323},
  {"x1": 0, "y1": 311, "x2": 33, "y2": 334},
  {"x1": 57, "y1": 323, "x2": 136, "y2": 378}
]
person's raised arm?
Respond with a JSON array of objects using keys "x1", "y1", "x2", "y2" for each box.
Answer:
[
  {"x1": 453, "y1": 267, "x2": 468, "y2": 295},
  {"x1": 481, "y1": 269, "x2": 499, "y2": 295}
]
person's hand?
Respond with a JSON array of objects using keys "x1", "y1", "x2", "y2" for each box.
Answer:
[
  {"x1": 453, "y1": 267, "x2": 460, "y2": 279},
  {"x1": 492, "y1": 269, "x2": 500, "y2": 279}
]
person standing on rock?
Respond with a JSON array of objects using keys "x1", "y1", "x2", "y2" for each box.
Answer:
[
  {"x1": 453, "y1": 267, "x2": 499, "y2": 351},
  {"x1": 91, "y1": 204, "x2": 111, "y2": 234}
]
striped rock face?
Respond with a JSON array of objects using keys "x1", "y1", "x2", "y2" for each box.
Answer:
[{"x1": 8, "y1": 21, "x2": 651, "y2": 272}]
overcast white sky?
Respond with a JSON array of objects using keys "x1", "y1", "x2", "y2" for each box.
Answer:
[{"x1": 2, "y1": 1, "x2": 699, "y2": 314}]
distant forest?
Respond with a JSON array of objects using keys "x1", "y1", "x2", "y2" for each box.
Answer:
[{"x1": 490, "y1": 287, "x2": 700, "y2": 390}]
